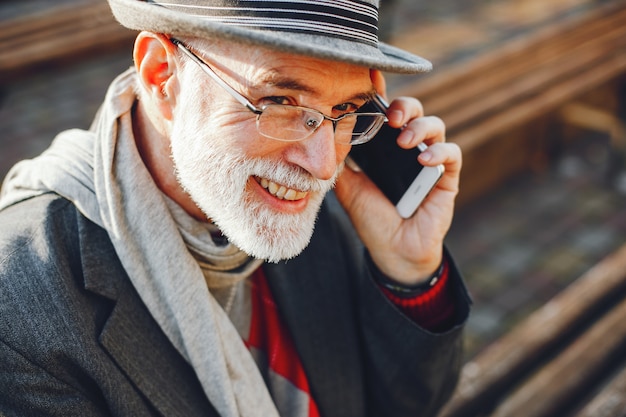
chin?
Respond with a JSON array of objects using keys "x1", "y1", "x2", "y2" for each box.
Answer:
[{"x1": 204, "y1": 189, "x2": 326, "y2": 263}]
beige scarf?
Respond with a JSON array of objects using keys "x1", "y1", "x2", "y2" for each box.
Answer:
[{"x1": 0, "y1": 69, "x2": 278, "y2": 417}]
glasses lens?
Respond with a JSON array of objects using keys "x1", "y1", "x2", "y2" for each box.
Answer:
[
  {"x1": 256, "y1": 105, "x2": 385, "y2": 144},
  {"x1": 257, "y1": 105, "x2": 324, "y2": 141},
  {"x1": 342, "y1": 113, "x2": 385, "y2": 145}
]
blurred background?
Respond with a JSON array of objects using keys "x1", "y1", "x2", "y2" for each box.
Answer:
[{"x1": 1, "y1": 1, "x2": 626, "y2": 413}]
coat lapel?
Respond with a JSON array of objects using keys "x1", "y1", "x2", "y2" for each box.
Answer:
[
  {"x1": 78, "y1": 218, "x2": 217, "y2": 417},
  {"x1": 77, "y1": 195, "x2": 366, "y2": 417}
]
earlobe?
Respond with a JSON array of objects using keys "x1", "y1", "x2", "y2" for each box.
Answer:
[{"x1": 134, "y1": 32, "x2": 178, "y2": 120}]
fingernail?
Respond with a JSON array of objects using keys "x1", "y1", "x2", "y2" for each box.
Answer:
[
  {"x1": 419, "y1": 151, "x2": 432, "y2": 162},
  {"x1": 398, "y1": 130, "x2": 414, "y2": 146},
  {"x1": 389, "y1": 110, "x2": 403, "y2": 125}
]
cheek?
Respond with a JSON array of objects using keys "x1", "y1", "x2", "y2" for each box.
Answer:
[
  {"x1": 218, "y1": 119, "x2": 286, "y2": 159},
  {"x1": 175, "y1": 78, "x2": 250, "y2": 142},
  {"x1": 216, "y1": 116, "x2": 298, "y2": 160},
  {"x1": 174, "y1": 87, "x2": 311, "y2": 161}
]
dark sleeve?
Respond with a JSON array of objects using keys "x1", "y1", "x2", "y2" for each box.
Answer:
[
  {"x1": 373, "y1": 251, "x2": 461, "y2": 332},
  {"x1": 358, "y1": 249, "x2": 472, "y2": 417}
]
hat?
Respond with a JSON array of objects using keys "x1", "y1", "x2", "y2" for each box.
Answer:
[{"x1": 107, "y1": 0, "x2": 432, "y2": 74}]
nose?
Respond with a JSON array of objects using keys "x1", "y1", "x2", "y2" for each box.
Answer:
[{"x1": 287, "y1": 120, "x2": 342, "y2": 181}]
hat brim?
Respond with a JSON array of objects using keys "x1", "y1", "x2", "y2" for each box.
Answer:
[{"x1": 107, "y1": 0, "x2": 432, "y2": 74}]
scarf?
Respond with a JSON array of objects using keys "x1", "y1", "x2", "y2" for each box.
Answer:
[{"x1": 0, "y1": 69, "x2": 279, "y2": 417}]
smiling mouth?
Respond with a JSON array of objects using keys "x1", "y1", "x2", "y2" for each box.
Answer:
[{"x1": 254, "y1": 176, "x2": 309, "y2": 201}]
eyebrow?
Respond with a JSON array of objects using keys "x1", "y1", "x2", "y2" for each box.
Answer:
[{"x1": 257, "y1": 71, "x2": 377, "y2": 103}]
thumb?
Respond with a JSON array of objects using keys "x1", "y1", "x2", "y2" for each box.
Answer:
[{"x1": 334, "y1": 159, "x2": 398, "y2": 231}]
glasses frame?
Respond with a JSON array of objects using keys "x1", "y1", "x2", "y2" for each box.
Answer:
[{"x1": 170, "y1": 38, "x2": 388, "y2": 145}]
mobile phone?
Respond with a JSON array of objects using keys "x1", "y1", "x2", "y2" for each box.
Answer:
[{"x1": 347, "y1": 95, "x2": 444, "y2": 218}]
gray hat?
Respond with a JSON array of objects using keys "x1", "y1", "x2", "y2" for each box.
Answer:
[{"x1": 107, "y1": 0, "x2": 432, "y2": 74}]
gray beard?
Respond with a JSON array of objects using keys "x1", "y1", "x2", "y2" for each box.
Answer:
[{"x1": 169, "y1": 125, "x2": 339, "y2": 262}]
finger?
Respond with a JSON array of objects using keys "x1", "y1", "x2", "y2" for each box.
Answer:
[
  {"x1": 337, "y1": 157, "x2": 391, "y2": 205},
  {"x1": 397, "y1": 115, "x2": 446, "y2": 149},
  {"x1": 418, "y1": 142, "x2": 462, "y2": 168},
  {"x1": 334, "y1": 160, "x2": 399, "y2": 226},
  {"x1": 386, "y1": 97, "x2": 424, "y2": 128},
  {"x1": 418, "y1": 142, "x2": 462, "y2": 195}
]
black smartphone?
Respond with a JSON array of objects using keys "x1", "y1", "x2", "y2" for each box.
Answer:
[{"x1": 347, "y1": 95, "x2": 444, "y2": 218}]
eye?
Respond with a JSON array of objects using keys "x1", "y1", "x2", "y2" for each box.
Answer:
[
  {"x1": 333, "y1": 102, "x2": 359, "y2": 115},
  {"x1": 260, "y1": 96, "x2": 292, "y2": 106}
]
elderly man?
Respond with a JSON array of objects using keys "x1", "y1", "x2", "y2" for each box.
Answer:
[{"x1": 0, "y1": 1, "x2": 470, "y2": 416}]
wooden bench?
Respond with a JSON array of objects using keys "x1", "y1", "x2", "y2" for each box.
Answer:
[
  {"x1": 0, "y1": 1, "x2": 135, "y2": 78},
  {"x1": 437, "y1": 243, "x2": 626, "y2": 417},
  {"x1": 389, "y1": 0, "x2": 626, "y2": 207},
  {"x1": 381, "y1": 2, "x2": 626, "y2": 415}
]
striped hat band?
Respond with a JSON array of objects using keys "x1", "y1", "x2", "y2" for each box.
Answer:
[{"x1": 151, "y1": 0, "x2": 379, "y2": 47}]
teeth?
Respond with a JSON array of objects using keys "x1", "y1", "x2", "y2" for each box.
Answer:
[
  {"x1": 255, "y1": 176, "x2": 307, "y2": 201},
  {"x1": 276, "y1": 186, "x2": 287, "y2": 199}
]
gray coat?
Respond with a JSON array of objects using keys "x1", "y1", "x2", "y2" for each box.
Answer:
[{"x1": 0, "y1": 193, "x2": 470, "y2": 417}]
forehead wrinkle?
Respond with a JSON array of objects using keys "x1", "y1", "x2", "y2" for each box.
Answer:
[
  {"x1": 258, "y1": 70, "x2": 317, "y2": 94},
  {"x1": 257, "y1": 70, "x2": 377, "y2": 104},
  {"x1": 185, "y1": 38, "x2": 376, "y2": 103}
]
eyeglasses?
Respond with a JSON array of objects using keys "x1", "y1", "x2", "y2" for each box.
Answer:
[{"x1": 171, "y1": 39, "x2": 387, "y2": 145}]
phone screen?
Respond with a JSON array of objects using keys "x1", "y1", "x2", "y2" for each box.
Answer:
[
  {"x1": 348, "y1": 124, "x2": 425, "y2": 205},
  {"x1": 349, "y1": 99, "x2": 426, "y2": 205}
]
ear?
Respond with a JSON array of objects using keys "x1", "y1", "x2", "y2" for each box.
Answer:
[
  {"x1": 134, "y1": 32, "x2": 179, "y2": 121},
  {"x1": 370, "y1": 69, "x2": 387, "y2": 100}
]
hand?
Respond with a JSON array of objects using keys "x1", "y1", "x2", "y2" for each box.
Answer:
[{"x1": 334, "y1": 71, "x2": 462, "y2": 285}]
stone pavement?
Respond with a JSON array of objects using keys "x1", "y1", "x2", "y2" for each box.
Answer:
[{"x1": 1, "y1": 0, "x2": 625, "y2": 360}]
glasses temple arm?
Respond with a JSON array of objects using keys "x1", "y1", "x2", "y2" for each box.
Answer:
[{"x1": 170, "y1": 38, "x2": 261, "y2": 114}]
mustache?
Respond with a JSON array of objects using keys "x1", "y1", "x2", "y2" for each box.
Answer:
[{"x1": 249, "y1": 158, "x2": 344, "y2": 194}]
